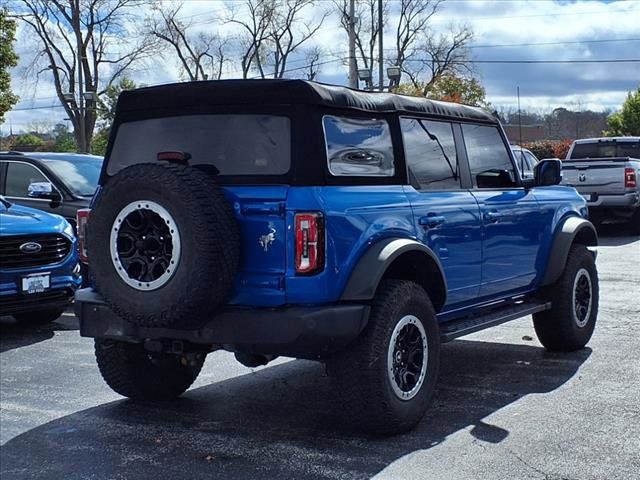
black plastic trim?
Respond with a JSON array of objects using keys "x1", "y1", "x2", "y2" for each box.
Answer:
[
  {"x1": 75, "y1": 289, "x2": 370, "y2": 360},
  {"x1": 540, "y1": 216, "x2": 598, "y2": 286}
]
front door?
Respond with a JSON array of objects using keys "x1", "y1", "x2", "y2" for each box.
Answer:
[
  {"x1": 460, "y1": 124, "x2": 545, "y2": 298},
  {"x1": 401, "y1": 118, "x2": 482, "y2": 307},
  {"x1": 1, "y1": 160, "x2": 59, "y2": 215}
]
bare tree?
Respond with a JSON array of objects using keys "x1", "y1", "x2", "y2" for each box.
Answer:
[
  {"x1": 148, "y1": 3, "x2": 229, "y2": 81},
  {"x1": 335, "y1": 0, "x2": 472, "y2": 90},
  {"x1": 18, "y1": 0, "x2": 154, "y2": 152},
  {"x1": 229, "y1": 0, "x2": 325, "y2": 79},
  {"x1": 405, "y1": 23, "x2": 473, "y2": 94},
  {"x1": 267, "y1": 0, "x2": 327, "y2": 78},
  {"x1": 302, "y1": 45, "x2": 323, "y2": 80}
]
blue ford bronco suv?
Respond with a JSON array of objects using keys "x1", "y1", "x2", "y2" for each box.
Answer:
[{"x1": 76, "y1": 80, "x2": 598, "y2": 435}]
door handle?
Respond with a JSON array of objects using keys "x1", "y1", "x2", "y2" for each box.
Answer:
[
  {"x1": 484, "y1": 211, "x2": 501, "y2": 223},
  {"x1": 419, "y1": 214, "x2": 445, "y2": 228}
]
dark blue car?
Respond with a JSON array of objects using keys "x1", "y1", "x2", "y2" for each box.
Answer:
[
  {"x1": 0, "y1": 195, "x2": 81, "y2": 323},
  {"x1": 75, "y1": 80, "x2": 598, "y2": 435}
]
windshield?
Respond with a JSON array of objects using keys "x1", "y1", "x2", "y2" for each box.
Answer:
[
  {"x1": 45, "y1": 157, "x2": 102, "y2": 196},
  {"x1": 570, "y1": 140, "x2": 640, "y2": 159},
  {"x1": 107, "y1": 114, "x2": 291, "y2": 177}
]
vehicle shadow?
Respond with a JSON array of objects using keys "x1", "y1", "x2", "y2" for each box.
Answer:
[
  {"x1": 0, "y1": 340, "x2": 591, "y2": 480},
  {"x1": 597, "y1": 223, "x2": 639, "y2": 246},
  {"x1": 0, "y1": 313, "x2": 78, "y2": 353}
]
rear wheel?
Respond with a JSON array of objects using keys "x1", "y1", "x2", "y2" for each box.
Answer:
[
  {"x1": 533, "y1": 244, "x2": 598, "y2": 352},
  {"x1": 95, "y1": 340, "x2": 205, "y2": 400},
  {"x1": 328, "y1": 280, "x2": 440, "y2": 435},
  {"x1": 13, "y1": 307, "x2": 65, "y2": 324}
]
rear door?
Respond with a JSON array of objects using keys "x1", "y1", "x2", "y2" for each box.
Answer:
[
  {"x1": 401, "y1": 118, "x2": 482, "y2": 306},
  {"x1": 106, "y1": 113, "x2": 294, "y2": 307},
  {"x1": 461, "y1": 124, "x2": 546, "y2": 298}
]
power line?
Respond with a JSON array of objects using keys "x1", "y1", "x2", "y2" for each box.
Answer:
[{"x1": 470, "y1": 37, "x2": 640, "y2": 49}]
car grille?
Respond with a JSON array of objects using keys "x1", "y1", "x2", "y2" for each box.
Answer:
[{"x1": 0, "y1": 234, "x2": 72, "y2": 270}]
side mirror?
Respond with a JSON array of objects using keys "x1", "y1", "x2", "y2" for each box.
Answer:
[
  {"x1": 28, "y1": 182, "x2": 61, "y2": 203},
  {"x1": 534, "y1": 159, "x2": 562, "y2": 186},
  {"x1": 476, "y1": 169, "x2": 515, "y2": 188}
]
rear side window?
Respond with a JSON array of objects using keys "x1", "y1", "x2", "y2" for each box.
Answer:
[
  {"x1": 570, "y1": 141, "x2": 640, "y2": 159},
  {"x1": 462, "y1": 124, "x2": 516, "y2": 188},
  {"x1": 323, "y1": 116, "x2": 394, "y2": 176},
  {"x1": 107, "y1": 115, "x2": 290, "y2": 176},
  {"x1": 401, "y1": 118, "x2": 459, "y2": 190},
  {"x1": 5, "y1": 162, "x2": 48, "y2": 197}
]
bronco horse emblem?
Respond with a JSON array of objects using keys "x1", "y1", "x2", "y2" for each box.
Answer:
[{"x1": 259, "y1": 227, "x2": 276, "y2": 252}]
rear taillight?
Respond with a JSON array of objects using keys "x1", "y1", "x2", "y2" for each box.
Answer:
[
  {"x1": 625, "y1": 167, "x2": 637, "y2": 188},
  {"x1": 295, "y1": 212, "x2": 324, "y2": 275},
  {"x1": 76, "y1": 208, "x2": 91, "y2": 263}
]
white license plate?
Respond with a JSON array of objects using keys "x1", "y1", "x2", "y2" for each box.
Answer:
[{"x1": 22, "y1": 274, "x2": 50, "y2": 294}]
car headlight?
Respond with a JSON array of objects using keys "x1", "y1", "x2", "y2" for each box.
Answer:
[{"x1": 63, "y1": 221, "x2": 75, "y2": 238}]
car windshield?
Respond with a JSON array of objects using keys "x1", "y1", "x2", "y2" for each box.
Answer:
[
  {"x1": 571, "y1": 140, "x2": 640, "y2": 159},
  {"x1": 44, "y1": 156, "x2": 102, "y2": 196}
]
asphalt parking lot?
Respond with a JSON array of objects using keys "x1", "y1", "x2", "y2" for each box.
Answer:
[{"x1": 1, "y1": 225, "x2": 638, "y2": 480}]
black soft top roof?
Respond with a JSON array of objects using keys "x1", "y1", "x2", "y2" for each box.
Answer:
[{"x1": 116, "y1": 79, "x2": 497, "y2": 124}]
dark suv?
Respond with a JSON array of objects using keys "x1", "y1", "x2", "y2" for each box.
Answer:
[{"x1": 76, "y1": 80, "x2": 598, "y2": 435}]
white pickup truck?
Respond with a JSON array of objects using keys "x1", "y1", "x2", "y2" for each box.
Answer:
[{"x1": 562, "y1": 137, "x2": 640, "y2": 233}]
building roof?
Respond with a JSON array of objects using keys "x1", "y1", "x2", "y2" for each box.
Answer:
[{"x1": 116, "y1": 79, "x2": 498, "y2": 124}]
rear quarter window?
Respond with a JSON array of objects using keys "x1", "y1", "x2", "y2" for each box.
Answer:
[
  {"x1": 107, "y1": 115, "x2": 291, "y2": 176},
  {"x1": 323, "y1": 116, "x2": 395, "y2": 177}
]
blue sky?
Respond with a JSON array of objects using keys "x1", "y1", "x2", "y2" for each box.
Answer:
[{"x1": 3, "y1": 0, "x2": 640, "y2": 132}]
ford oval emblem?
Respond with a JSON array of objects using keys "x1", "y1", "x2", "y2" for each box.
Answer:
[{"x1": 19, "y1": 242, "x2": 42, "y2": 254}]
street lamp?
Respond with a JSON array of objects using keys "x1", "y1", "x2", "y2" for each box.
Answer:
[
  {"x1": 357, "y1": 69, "x2": 373, "y2": 91},
  {"x1": 387, "y1": 66, "x2": 401, "y2": 89}
]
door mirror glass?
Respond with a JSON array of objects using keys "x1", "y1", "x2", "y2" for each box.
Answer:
[
  {"x1": 27, "y1": 181, "x2": 58, "y2": 199},
  {"x1": 534, "y1": 159, "x2": 562, "y2": 186}
]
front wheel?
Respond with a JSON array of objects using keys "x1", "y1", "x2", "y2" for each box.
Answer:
[
  {"x1": 328, "y1": 280, "x2": 440, "y2": 435},
  {"x1": 533, "y1": 244, "x2": 598, "y2": 352},
  {"x1": 95, "y1": 340, "x2": 205, "y2": 400}
]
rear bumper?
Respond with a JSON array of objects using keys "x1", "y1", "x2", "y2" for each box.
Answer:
[
  {"x1": 75, "y1": 289, "x2": 370, "y2": 359},
  {"x1": 586, "y1": 192, "x2": 640, "y2": 209}
]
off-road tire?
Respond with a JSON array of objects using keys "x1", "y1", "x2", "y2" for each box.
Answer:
[
  {"x1": 87, "y1": 163, "x2": 239, "y2": 329},
  {"x1": 13, "y1": 307, "x2": 65, "y2": 324},
  {"x1": 95, "y1": 340, "x2": 204, "y2": 400},
  {"x1": 533, "y1": 244, "x2": 598, "y2": 352},
  {"x1": 328, "y1": 280, "x2": 440, "y2": 435}
]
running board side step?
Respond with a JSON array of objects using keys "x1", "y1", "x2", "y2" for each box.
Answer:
[{"x1": 440, "y1": 301, "x2": 551, "y2": 343}]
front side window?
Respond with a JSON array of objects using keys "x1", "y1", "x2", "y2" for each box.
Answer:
[
  {"x1": 5, "y1": 162, "x2": 48, "y2": 197},
  {"x1": 462, "y1": 124, "x2": 516, "y2": 188},
  {"x1": 45, "y1": 157, "x2": 101, "y2": 196},
  {"x1": 108, "y1": 115, "x2": 291, "y2": 176},
  {"x1": 401, "y1": 118, "x2": 459, "y2": 190},
  {"x1": 323, "y1": 115, "x2": 394, "y2": 176}
]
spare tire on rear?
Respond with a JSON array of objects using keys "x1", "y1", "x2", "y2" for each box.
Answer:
[{"x1": 87, "y1": 163, "x2": 240, "y2": 329}]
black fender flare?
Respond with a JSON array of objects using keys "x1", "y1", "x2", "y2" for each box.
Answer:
[
  {"x1": 540, "y1": 216, "x2": 598, "y2": 286},
  {"x1": 340, "y1": 238, "x2": 447, "y2": 310}
]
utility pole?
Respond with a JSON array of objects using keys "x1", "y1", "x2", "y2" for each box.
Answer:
[
  {"x1": 378, "y1": 0, "x2": 383, "y2": 91},
  {"x1": 348, "y1": 0, "x2": 358, "y2": 89},
  {"x1": 74, "y1": 5, "x2": 86, "y2": 153},
  {"x1": 517, "y1": 86, "x2": 523, "y2": 147}
]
